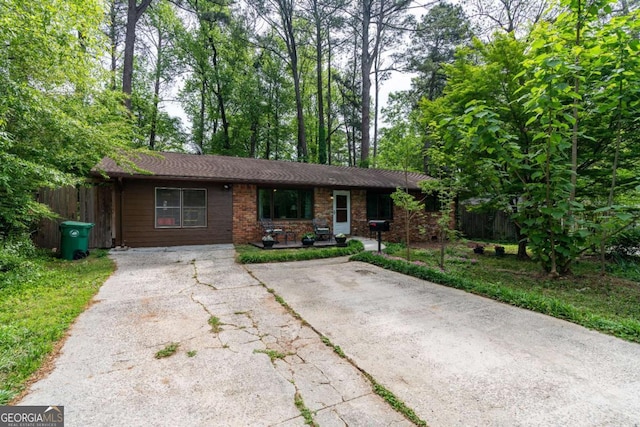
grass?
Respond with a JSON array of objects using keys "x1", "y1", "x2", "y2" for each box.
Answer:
[
  {"x1": 236, "y1": 239, "x2": 364, "y2": 264},
  {"x1": 294, "y1": 392, "x2": 317, "y2": 426},
  {"x1": 155, "y1": 342, "x2": 180, "y2": 359},
  {"x1": 0, "y1": 250, "x2": 114, "y2": 404},
  {"x1": 253, "y1": 348, "x2": 290, "y2": 362},
  {"x1": 351, "y1": 242, "x2": 640, "y2": 343},
  {"x1": 319, "y1": 334, "x2": 427, "y2": 426},
  {"x1": 208, "y1": 316, "x2": 222, "y2": 333}
]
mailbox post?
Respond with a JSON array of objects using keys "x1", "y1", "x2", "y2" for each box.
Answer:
[{"x1": 368, "y1": 220, "x2": 390, "y2": 253}]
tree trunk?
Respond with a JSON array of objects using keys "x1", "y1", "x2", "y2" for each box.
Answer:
[
  {"x1": 196, "y1": 78, "x2": 206, "y2": 151},
  {"x1": 313, "y1": 3, "x2": 326, "y2": 164},
  {"x1": 149, "y1": 27, "x2": 162, "y2": 150},
  {"x1": 570, "y1": 0, "x2": 581, "y2": 207},
  {"x1": 203, "y1": 28, "x2": 230, "y2": 151},
  {"x1": 360, "y1": 0, "x2": 372, "y2": 167},
  {"x1": 109, "y1": 0, "x2": 119, "y2": 91},
  {"x1": 515, "y1": 224, "x2": 529, "y2": 259},
  {"x1": 250, "y1": 120, "x2": 258, "y2": 158},
  {"x1": 326, "y1": 33, "x2": 333, "y2": 165},
  {"x1": 292, "y1": 57, "x2": 307, "y2": 161},
  {"x1": 373, "y1": 48, "x2": 381, "y2": 166},
  {"x1": 122, "y1": 0, "x2": 153, "y2": 111}
]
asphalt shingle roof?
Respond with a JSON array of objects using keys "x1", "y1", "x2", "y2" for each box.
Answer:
[{"x1": 94, "y1": 152, "x2": 431, "y2": 190}]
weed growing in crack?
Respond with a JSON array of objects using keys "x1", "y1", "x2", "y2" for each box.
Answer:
[
  {"x1": 266, "y1": 288, "x2": 306, "y2": 324},
  {"x1": 320, "y1": 336, "x2": 345, "y2": 358},
  {"x1": 187, "y1": 350, "x2": 197, "y2": 357},
  {"x1": 208, "y1": 316, "x2": 222, "y2": 333},
  {"x1": 294, "y1": 392, "x2": 317, "y2": 426},
  {"x1": 155, "y1": 342, "x2": 180, "y2": 359},
  {"x1": 369, "y1": 377, "x2": 427, "y2": 426},
  {"x1": 253, "y1": 348, "x2": 291, "y2": 362}
]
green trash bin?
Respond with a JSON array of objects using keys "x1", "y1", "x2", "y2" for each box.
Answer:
[{"x1": 59, "y1": 221, "x2": 94, "y2": 260}]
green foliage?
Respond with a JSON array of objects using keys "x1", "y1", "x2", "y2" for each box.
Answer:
[
  {"x1": 367, "y1": 376, "x2": 427, "y2": 427},
  {"x1": 420, "y1": 4, "x2": 640, "y2": 275},
  {"x1": 403, "y1": 2, "x2": 472, "y2": 103},
  {"x1": 607, "y1": 226, "x2": 640, "y2": 259},
  {"x1": 236, "y1": 239, "x2": 364, "y2": 264},
  {"x1": 390, "y1": 189, "x2": 425, "y2": 262},
  {"x1": 0, "y1": 0, "x2": 136, "y2": 235},
  {"x1": 0, "y1": 235, "x2": 36, "y2": 274},
  {"x1": 377, "y1": 104, "x2": 424, "y2": 172},
  {"x1": 420, "y1": 177, "x2": 461, "y2": 269},
  {"x1": 0, "y1": 251, "x2": 114, "y2": 403},
  {"x1": 294, "y1": 392, "x2": 316, "y2": 426},
  {"x1": 155, "y1": 342, "x2": 180, "y2": 359},
  {"x1": 253, "y1": 348, "x2": 290, "y2": 362},
  {"x1": 208, "y1": 316, "x2": 222, "y2": 333}
]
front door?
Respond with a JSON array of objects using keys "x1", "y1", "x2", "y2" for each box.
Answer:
[{"x1": 333, "y1": 190, "x2": 350, "y2": 235}]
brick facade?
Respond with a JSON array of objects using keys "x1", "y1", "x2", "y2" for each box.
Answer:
[
  {"x1": 232, "y1": 185, "x2": 444, "y2": 245},
  {"x1": 232, "y1": 184, "x2": 259, "y2": 244}
]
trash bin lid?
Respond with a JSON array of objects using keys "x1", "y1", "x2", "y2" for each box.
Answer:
[{"x1": 60, "y1": 221, "x2": 95, "y2": 229}]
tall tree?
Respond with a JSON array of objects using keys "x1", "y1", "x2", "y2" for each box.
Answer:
[
  {"x1": 254, "y1": 0, "x2": 309, "y2": 161},
  {"x1": 404, "y1": 2, "x2": 472, "y2": 103},
  {"x1": 138, "y1": 1, "x2": 184, "y2": 149},
  {"x1": 106, "y1": 0, "x2": 127, "y2": 91},
  {"x1": 470, "y1": 0, "x2": 549, "y2": 36},
  {"x1": 358, "y1": 0, "x2": 412, "y2": 167},
  {"x1": 303, "y1": 0, "x2": 345, "y2": 164},
  {"x1": 0, "y1": 0, "x2": 134, "y2": 235},
  {"x1": 123, "y1": 0, "x2": 154, "y2": 110},
  {"x1": 425, "y1": 1, "x2": 640, "y2": 275}
]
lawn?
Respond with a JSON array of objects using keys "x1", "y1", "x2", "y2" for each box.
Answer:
[
  {"x1": 352, "y1": 241, "x2": 640, "y2": 343},
  {"x1": 0, "y1": 250, "x2": 115, "y2": 404},
  {"x1": 236, "y1": 239, "x2": 364, "y2": 264}
]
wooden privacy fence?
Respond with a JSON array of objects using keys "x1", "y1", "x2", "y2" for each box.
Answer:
[
  {"x1": 459, "y1": 204, "x2": 517, "y2": 242},
  {"x1": 34, "y1": 185, "x2": 113, "y2": 249}
]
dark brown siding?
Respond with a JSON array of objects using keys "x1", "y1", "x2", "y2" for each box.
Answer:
[{"x1": 120, "y1": 179, "x2": 232, "y2": 247}]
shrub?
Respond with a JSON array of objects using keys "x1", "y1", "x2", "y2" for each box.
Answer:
[
  {"x1": 237, "y1": 239, "x2": 364, "y2": 264},
  {"x1": 0, "y1": 234, "x2": 36, "y2": 273},
  {"x1": 607, "y1": 226, "x2": 640, "y2": 259}
]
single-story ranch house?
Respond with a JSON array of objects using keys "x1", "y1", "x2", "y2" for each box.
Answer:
[{"x1": 92, "y1": 152, "x2": 440, "y2": 247}]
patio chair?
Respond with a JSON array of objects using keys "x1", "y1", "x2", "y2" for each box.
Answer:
[
  {"x1": 313, "y1": 218, "x2": 332, "y2": 241},
  {"x1": 260, "y1": 219, "x2": 284, "y2": 242}
]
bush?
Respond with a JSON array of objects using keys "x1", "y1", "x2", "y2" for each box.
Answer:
[
  {"x1": 0, "y1": 234, "x2": 36, "y2": 273},
  {"x1": 607, "y1": 226, "x2": 640, "y2": 259}
]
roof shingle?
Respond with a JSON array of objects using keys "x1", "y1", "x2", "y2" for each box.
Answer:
[{"x1": 93, "y1": 152, "x2": 431, "y2": 190}]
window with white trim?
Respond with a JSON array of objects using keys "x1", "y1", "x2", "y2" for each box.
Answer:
[{"x1": 155, "y1": 188, "x2": 207, "y2": 228}]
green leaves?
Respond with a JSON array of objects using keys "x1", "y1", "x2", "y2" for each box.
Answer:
[{"x1": 0, "y1": 0, "x2": 136, "y2": 235}]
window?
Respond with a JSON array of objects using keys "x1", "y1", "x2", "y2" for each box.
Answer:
[
  {"x1": 367, "y1": 192, "x2": 393, "y2": 220},
  {"x1": 155, "y1": 188, "x2": 206, "y2": 228},
  {"x1": 424, "y1": 193, "x2": 440, "y2": 212},
  {"x1": 258, "y1": 188, "x2": 313, "y2": 220}
]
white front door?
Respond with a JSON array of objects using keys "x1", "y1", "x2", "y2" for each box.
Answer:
[{"x1": 333, "y1": 190, "x2": 350, "y2": 235}]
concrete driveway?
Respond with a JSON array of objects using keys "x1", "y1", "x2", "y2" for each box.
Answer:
[
  {"x1": 19, "y1": 246, "x2": 408, "y2": 426},
  {"x1": 248, "y1": 257, "x2": 640, "y2": 427},
  {"x1": 20, "y1": 246, "x2": 640, "y2": 426}
]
